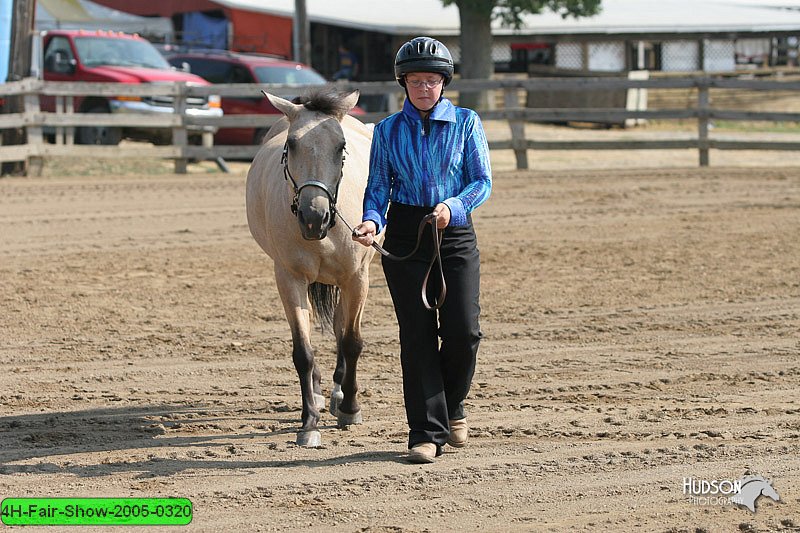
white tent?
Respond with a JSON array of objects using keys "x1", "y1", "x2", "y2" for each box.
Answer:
[{"x1": 36, "y1": 0, "x2": 173, "y2": 39}]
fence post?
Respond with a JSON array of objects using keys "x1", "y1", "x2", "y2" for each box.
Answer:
[
  {"x1": 65, "y1": 95, "x2": 75, "y2": 145},
  {"x1": 24, "y1": 80, "x2": 44, "y2": 177},
  {"x1": 503, "y1": 87, "x2": 528, "y2": 170},
  {"x1": 173, "y1": 82, "x2": 188, "y2": 174},
  {"x1": 697, "y1": 80, "x2": 710, "y2": 167},
  {"x1": 55, "y1": 95, "x2": 63, "y2": 145},
  {"x1": 387, "y1": 90, "x2": 399, "y2": 114}
]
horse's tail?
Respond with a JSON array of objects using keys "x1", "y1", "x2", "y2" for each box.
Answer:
[{"x1": 308, "y1": 282, "x2": 338, "y2": 333}]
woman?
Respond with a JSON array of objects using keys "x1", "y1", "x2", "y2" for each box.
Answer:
[{"x1": 352, "y1": 36, "x2": 492, "y2": 463}]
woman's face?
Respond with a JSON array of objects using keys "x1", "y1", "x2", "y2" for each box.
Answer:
[{"x1": 405, "y1": 72, "x2": 445, "y2": 112}]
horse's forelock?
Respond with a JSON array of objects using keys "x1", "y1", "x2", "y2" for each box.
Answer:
[{"x1": 292, "y1": 88, "x2": 352, "y2": 120}]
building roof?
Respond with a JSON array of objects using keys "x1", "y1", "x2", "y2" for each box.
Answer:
[
  {"x1": 211, "y1": 0, "x2": 800, "y2": 36},
  {"x1": 719, "y1": 0, "x2": 800, "y2": 7},
  {"x1": 211, "y1": 0, "x2": 459, "y2": 34},
  {"x1": 510, "y1": 0, "x2": 800, "y2": 35}
]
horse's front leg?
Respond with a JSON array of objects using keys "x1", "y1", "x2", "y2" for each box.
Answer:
[
  {"x1": 332, "y1": 270, "x2": 368, "y2": 427},
  {"x1": 274, "y1": 268, "x2": 322, "y2": 447}
]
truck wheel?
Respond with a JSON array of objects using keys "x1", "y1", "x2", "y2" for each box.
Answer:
[{"x1": 76, "y1": 105, "x2": 122, "y2": 145}]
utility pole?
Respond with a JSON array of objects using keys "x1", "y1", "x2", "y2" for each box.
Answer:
[
  {"x1": 293, "y1": 0, "x2": 310, "y2": 65},
  {"x1": 7, "y1": 0, "x2": 34, "y2": 84},
  {"x1": 2, "y1": 0, "x2": 36, "y2": 175}
]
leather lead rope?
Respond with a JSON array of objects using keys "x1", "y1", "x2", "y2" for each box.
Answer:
[{"x1": 337, "y1": 210, "x2": 446, "y2": 311}]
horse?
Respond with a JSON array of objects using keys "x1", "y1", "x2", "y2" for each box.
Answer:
[
  {"x1": 245, "y1": 88, "x2": 376, "y2": 447},
  {"x1": 729, "y1": 475, "x2": 780, "y2": 513}
]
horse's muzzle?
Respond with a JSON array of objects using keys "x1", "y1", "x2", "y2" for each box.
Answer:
[{"x1": 297, "y1": 205, "x2": 333, "y2": 240}]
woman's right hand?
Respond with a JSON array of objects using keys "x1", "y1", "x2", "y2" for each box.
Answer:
[{"x1": 351, "y1": 220, "x2": 377, "y2": 247}]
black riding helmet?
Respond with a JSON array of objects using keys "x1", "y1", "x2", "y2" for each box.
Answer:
[{"x1": 394, "y1": 36, "x2": 454, "y2": 87}]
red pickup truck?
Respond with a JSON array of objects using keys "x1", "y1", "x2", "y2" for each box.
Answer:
[{"x1": 38, "y1": 29, "x2": 222, "y2": 145}]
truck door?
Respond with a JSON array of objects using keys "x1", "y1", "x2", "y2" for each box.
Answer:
[{"x1": 41, "y1": 35, "x2": 78, "y2": 113}]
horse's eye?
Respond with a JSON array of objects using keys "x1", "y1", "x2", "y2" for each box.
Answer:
[{"x1": 287, "y1": 138, "x2": 297, "y2": 150}]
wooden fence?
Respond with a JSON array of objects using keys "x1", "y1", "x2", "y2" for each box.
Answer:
[{"x1": 1, "y1": 75, "x2": 800, "y2": 175}]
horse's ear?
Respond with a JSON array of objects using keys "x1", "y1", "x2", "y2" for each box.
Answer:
[
  {"x1": 341, "y1": 90, "x2": 360, "y2": 114},
  {"x1": 263, "y1": 91, "x2": 301, "y2": 120}
]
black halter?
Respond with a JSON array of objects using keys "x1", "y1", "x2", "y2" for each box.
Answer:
[{"x1": 281, "y1": 141, "x2": 346, "y2": 229}]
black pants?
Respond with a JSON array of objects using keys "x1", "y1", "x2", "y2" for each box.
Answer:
[{"x1": 382, "y1": 203, "x2": 482, "y2": 450}]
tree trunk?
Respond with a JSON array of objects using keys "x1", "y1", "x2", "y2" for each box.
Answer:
[{"x1": 457, "y1": 1, "x2": 494, "y2": 110}]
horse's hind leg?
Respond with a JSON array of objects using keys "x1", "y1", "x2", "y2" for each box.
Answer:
[
  {"x1": 313, "y1": 362, "x2": 325, "y2": 413},
  {"x1": 275, "y1": 269, "x2": 322, "y2": 447},
  {"x1": 329, "y1": 302, "x2": 349, "y2": 417},
  {"x1": 334, "y1": 273, "x2": 368, "y2": 428},
  {"x1": 336, "y1": 333, "x2": 363, "y2": 427},
  {"x1": 330, "y1": 345, "x2": 345, "y2": 417}
]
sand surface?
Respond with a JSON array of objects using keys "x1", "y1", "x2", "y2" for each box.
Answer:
[{"x1": 1, "y1": 150, "x2": 799, "y2": 531}]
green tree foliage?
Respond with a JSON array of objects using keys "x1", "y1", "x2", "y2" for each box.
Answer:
[{"x1": 443, "y1": 0, "x2": 602, "y2": 28}]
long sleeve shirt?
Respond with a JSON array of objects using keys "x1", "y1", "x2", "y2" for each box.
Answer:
[{"x1": 362, "y1": 97, "x2": 492, "y2": 233}]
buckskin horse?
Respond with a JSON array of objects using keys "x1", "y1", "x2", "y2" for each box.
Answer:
[{"x1": 246, "y1": 88, "x2": 375, "y2": 446}]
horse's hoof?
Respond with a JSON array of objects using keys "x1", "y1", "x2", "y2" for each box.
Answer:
[
  {"x1": 337, "y1": 410, "x2": 362, "y2": 428},
  {"x1": 330, "y1": 383, "x2": 344, "y2": 417},
  {"x1": 296, "y1": 430, "x2": 322, "y2": 447},
  {"x1": 313, "y1": 393, "x2": 325, "y2": 412}
]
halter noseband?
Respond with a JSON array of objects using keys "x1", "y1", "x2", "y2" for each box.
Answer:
[{"x1": 281, "y1": 141, "x2": 346, "y2": 229}]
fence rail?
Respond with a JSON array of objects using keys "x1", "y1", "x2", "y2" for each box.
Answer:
[{"x1": 2, "y1": 75, "x2": 799, "y2": 175}]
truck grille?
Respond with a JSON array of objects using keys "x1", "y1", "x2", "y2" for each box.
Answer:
[{"x1": 142, "y1": 95, "x2": 210, "y2": 108}]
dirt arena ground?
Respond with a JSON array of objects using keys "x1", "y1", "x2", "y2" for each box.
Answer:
[{"x1": 1, "y1": 142, "x2": 799, "y2": 531}]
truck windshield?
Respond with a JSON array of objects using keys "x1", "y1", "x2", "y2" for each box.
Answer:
[
  {"x1": 254, "y1": 66, "x2": 326, "y2": 85},
  {"x1": 75, "y1": 37, "x2": 171, "y2": 70}
]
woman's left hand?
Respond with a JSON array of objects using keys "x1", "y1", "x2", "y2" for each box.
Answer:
[{"x1": 431, "y1": 203, "x2": 450, "y2": 229}]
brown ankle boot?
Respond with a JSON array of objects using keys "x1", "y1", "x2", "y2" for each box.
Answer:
[
  {"x1": 407, "y1": 442, "x2": 437, "y2": 463},
  {"x1": 447, "y1": 418, "x2": 468, "y2": 448}
]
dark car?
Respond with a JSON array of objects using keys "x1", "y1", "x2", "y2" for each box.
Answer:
[{"x1": 165, "y1": 50, "x2": 336, "y2": 145}]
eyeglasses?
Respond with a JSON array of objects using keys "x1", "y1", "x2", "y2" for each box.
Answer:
[{"x1": 406, "y1": 78, "x2": 444, "y2": 89}]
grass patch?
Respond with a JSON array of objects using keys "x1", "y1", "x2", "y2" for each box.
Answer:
[
  {"x1": 40, "y1": 156, "x2": 228, "y2": 177},
  {"x1": 646, "y1": 119, "x2": 800, "y2": 133},
  {"x1": 708, "y1": 120, "x2": 800, "y2": 133}
]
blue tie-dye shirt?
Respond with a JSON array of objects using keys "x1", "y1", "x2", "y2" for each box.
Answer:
[{"x1": 362, "y1": 97, "x2": 492, "y2": 233}]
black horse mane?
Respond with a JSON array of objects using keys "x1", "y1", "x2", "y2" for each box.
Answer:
[{"x1": 292, "y1": 87, "x2": 353, "y2": 120}]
